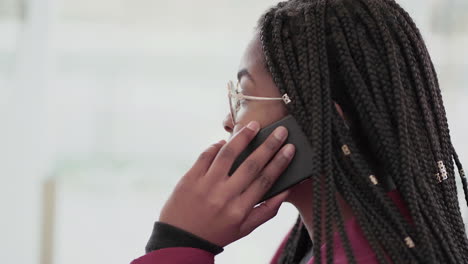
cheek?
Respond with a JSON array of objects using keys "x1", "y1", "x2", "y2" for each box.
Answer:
[
  {"x1": 236, "y1": 105, "x2": 269, "y2": 128},
  {"x1": 231, "y1": 105, "x2": 263, "y2": 134},
  {"x1": 236, "y1": 103, "x2": 288, "y2": 131},
  {"x1": 236, "y1": 104, "x2": 261, "y2": 122}
]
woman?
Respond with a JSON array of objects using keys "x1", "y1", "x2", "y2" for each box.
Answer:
[{"x1": 131, "y1": 0, "x2": 468, "y2": 263}]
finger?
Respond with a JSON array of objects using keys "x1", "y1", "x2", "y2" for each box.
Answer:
[
  {"x1": 239, "y1": 190, "x2": 290, "y2": 237},
  {"x1": 239, "y1": 144, "x2": 295, "y2": 209},
  {"x1": 227, "y1": 126, "x2": 288, "y2": 195},
  {"x1": 187, "y1": 140, "x2": 226, "y2": 177},
  {"x1": 206, "y1": 121, "x2": 260, "y2": 179}
]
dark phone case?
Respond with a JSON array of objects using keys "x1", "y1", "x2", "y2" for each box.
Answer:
[{"x1": 228, "y1": 115, "x2": 315, "y2": 204}]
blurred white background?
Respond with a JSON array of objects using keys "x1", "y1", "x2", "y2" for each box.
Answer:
[{"x1": 0, "y1": 0, "x2": 467, "y2": 263}]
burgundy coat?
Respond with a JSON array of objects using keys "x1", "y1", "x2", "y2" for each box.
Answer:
[{"x1": 131, "y1": 190, "x2": 410, "y2": 264}]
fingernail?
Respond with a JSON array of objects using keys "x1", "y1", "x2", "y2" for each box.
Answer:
[
  {"x1": 274, "y1": 126, "x2": 287, "y2": 140},
  {"x1": 246, "y1": 121, "x2": 260, "y2": 132},
  {"x1": 283, "y1": 144, "x2": 295, "y2": 158},
  {"x1": 218, "y1": 139, "x2": 226, "y2": 145}
]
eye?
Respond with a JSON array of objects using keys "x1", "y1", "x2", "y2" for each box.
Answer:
[
  {"x1": 236, "y1": 82, "x2": 252, "y2": 107},
  {"x1": 235, "y1": 81, "x2": 242, "y2": 92},
  {"x1": 239, "y1": 98, "x2": 248, "y2": 106}
]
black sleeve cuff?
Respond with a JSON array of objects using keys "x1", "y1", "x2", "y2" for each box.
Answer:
[{"x1": 145, "y1": 221, "x2": 224, "y2": 255}]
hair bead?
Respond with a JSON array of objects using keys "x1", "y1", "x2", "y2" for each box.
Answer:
[
  {"x1": 369, "y1": 175, "x2": 379, "y2": 185},
  {"x1": 405, "y1": 236, "x2": 416, "y2": 248},
  {"x1": 342, "y1": 145, "x2": 351, "y2": 156},
  {"x1": 435, "y1": 173, "x2": 442, "y2": 183},
  {"x1": 282, "y1": 94, "x2": 292, "y2": 104},
  {"x1": 437, "y1": 161, "x2": 448, "y2": 181}
]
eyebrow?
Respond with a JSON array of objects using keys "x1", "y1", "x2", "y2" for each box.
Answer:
[{"x1": 237, "y1": 68, "x2": 255, "y2": 84}]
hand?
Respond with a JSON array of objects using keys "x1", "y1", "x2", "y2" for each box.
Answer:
[{"x1": 158, "y1": 121, "x2": 295, "y2": 247}]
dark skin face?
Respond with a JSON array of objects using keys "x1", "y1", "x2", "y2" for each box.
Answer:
[
  {"x1": 223, "y1": 36, "x2": 289, "y2": 136},
  {"x1": 222, "y1": 33, "x2": 306, "y2": 204},
  {"x1": 223, "y1": 33, "x2": 353, "y2": 241}
]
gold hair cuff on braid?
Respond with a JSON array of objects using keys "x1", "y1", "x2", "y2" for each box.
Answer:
[
  {"x1": 404, "y1": 236, "x2": 415, "y2": 248},
  {"x1": 437, "y1": 161, "x2": 448, "y2": 181},
  {"x1": 369, "y1": 175, "x2": 378, "y2": 185},
  {"x1": 341, "y1": 144, "x2": 351, "y2": 156},
  {"x1": 435, "y1": 173, "x2": 442, "y2": 183}
]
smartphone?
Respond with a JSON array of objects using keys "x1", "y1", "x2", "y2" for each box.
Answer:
[{"x1": 228, "y1": 115, "x2": 315, "y2": 204}]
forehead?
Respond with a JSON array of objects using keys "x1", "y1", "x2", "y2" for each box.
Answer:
[
  {"x1": 237, "y1": 34, "x2": 281, "y2": 97},
  {"x1": 239, "y1": 35, "x2": 265, "y2": 73}
]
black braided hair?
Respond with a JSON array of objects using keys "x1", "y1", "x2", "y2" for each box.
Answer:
[{"x1": 256, "y1": 0, "x2": 468, "y2": 263}]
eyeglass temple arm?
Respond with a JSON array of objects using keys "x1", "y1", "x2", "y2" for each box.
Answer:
[{"x1": 239, "y1": 94, "x2": 292, "y2": 104}]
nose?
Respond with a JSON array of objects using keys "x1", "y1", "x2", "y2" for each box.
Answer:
[{"x1": 223, "y1": 113, "x2": 234, "y2": 133}]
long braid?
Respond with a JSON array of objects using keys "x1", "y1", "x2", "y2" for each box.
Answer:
[
  {"x1": 257, "y1": 0, "x2": 468, "y2": 263},
  {"x1": 305, "y1": 3, "x2": 324, "y2": 262},
  {"x1": 332, "y1": 105, "x2": 424, "y2": 263},
  {"x1": 452, "y1": 146, "x2": 468, "y2": 207},
  {"x1": 387, "y1": 1, "x2": 468, "y2": 260},
  {"x1": 330, "y1": 143, "x2": 389, "y2": 264},
  {"x1": 386, "y1": 9, "x2": 450, "y2": 260},
  {"x1": 315, "y1": 1, "x2": 336, "y2": 263},
  {"x1": 327, "y1": 10, "x2": 420, "y2": 263},
  {"x1": 385, "y1": 9, "x2": 465, "y2": 262},
  {"x1": 328, "y1": 5, "x2": 401, "y2": 181},
  {"x1": 353, "y1": 3, "x2": 436, "y2": 261},
  {"x1": 349, "y1": 2, "x2": 399, "y2": 130},
  {"x1": 278, "y1": 216, "x2": 307, "y2": 263}
]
